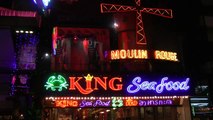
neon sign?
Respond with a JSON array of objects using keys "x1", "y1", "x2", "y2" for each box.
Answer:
[
  {"x1": 55, "y1": 100, "x2": 78, "y2": 108},
  {"x1": 47, "y1": 98, "x2": 179, "y2": 108},
  {"x1": 127, "y1": 77, "x2": 190, "y2": 94},
  {"x1": 44, "y1": 75, "x2": 69, "y2": 91},
  {"x1": 125, "y1": 99, "x2": 138, "y2": 106},
  {"x1": 139, "y1": 99, "x2": 173, "y2": 106},
  {"x1": 69, "y1": 74, "x2": 123, "y2": 94},
  {"x1": 109, "y1": 49, "x2": 178, "y2": 62},
  {"x1": 45, "y1": 74, "x2": 190, "y2": 96},
  {"x1": 80, "y1": 100, "x2": 111, "y2": 107},
  {"x1": 112, "y1": 98, "x2": 123, "y2": 107},
  {"x1": 154, "y1": 50, "x2": 178, "y2": 61},
  {"x1": 111, "y1": 49, "x2": 148, "y2": 60}
]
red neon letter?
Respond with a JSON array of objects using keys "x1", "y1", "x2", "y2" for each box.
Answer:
[
  {"x1": 86, "y1": 80, "x2": 92, "y2": 91},
  {"x1": 69, "y1": 77, "x2": 93, "y2": 94},
  {"x1": 109, "y1": 77, "x2": 123, "y2": 91},
  {"x1": 94, "y1": 77, "x2": 107, "y2": 90}
]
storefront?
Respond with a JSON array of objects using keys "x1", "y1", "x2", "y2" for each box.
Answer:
[{"x1": 42, "y1": 73, "x2": 191, "y2": 120}]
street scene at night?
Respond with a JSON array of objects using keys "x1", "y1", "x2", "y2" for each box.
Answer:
[{"x1": 0, "y1": 0, "x2": 213, "y2": 120}]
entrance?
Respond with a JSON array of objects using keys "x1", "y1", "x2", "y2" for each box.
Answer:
[{"x1": 43, "y1": 106, "x2": 181, "y2": 120}]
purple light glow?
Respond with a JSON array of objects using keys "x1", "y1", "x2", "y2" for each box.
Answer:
[
  {"x1": 127, "y1": 77, "x2": 190, "y2": 94},
  {"x1": 15, "y1": 31, "x2": 39, "y2": 70},
  {"x1": 139, "y1": 99, "x2": 173, "y2": 106},
  {"x1": 80, "y1": 100, "x2": 111, "y2": 107}
]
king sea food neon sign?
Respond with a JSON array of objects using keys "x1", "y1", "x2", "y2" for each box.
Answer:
[{"x1": 44, "y1": 74, "x2": 190, "y2": 95}]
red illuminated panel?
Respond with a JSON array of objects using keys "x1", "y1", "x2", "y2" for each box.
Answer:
[{"x1": 100, "y1": 0, "x2": 173, "y2": 45}]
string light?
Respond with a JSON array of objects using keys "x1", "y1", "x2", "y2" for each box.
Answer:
[{"x1": 45, "y1": 96, "x2": 189, "y2": 101}]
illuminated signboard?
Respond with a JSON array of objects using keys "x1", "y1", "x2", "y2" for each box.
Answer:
[
  {"x1": 138, "y1": 99, "x2": 173, "y2": 106},
  {"x1": 111, "y1": 49, "x2": 148, "y2": 60},
  {"x1": 124, "y1": 99, "x2": 174, "y2": 107},
  {"x1": 154, "y1": 50, "x2": 178, "y2": 61},
  {"x1": 109, "y1": 49, "x2": 178, "y2": 62},
  {"x1": 55, "y1": 99, "x2": 111, "y2": 108},
  {"x1": 127, "y1": 77, "x2": 189, "y2": 94},
  {"x1": 45, "y1": 75, "x2": 69, "y2": 91},
  {"x1": 44, "y1": 74, "x2": 190, "y2": 96},
  {"x1": 69, "y1": 74, "x2": 123, "y2": 94},
  {"x1": 44, "y1": 97, "x2": 183, "y2": 108}
]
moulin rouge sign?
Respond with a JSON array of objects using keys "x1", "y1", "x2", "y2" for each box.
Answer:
[
  {"x1": 110, "y1": 49, "x2": 178, "y2": 62},
  {"x1": 44, "y1": 74, "x2": 190, "y2": 96}
]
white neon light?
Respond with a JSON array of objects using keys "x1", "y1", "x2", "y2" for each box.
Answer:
[
  {"x1": 42, "y1": 0, "x2": 51, "y2": 7},
  {"x1": 190, "y1": 98, "x2": 208, "y2": 101},
  {"x1": 191, "y1": 103, "x2": 208, "y2": 106}
]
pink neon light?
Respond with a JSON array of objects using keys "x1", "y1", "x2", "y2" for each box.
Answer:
[
  {"x1": 0, "y1": 7, "x2": 37, "y2": 17},
  {"x1": 52, "y1": 27, "x2": 58, "y2": 53}
]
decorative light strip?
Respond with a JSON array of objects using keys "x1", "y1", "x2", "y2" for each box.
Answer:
[{"x1": 45, "y1": 96, "x2": 188, "y2": 101}]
